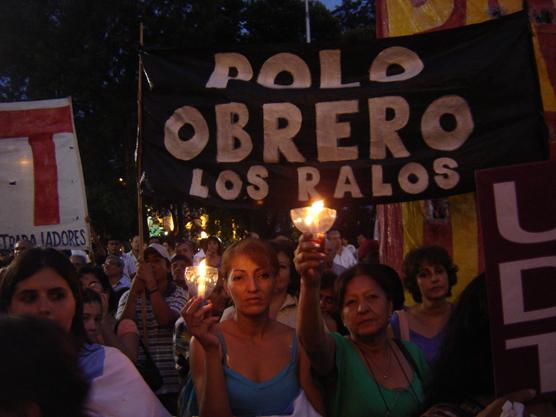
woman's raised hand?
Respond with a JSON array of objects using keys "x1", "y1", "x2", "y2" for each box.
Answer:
[
  {"x1": 182, "y1": 297, "x2": 220, "y2": 352},
  {"x1": 294, "y1": 232, "x2": 326, "y2": 288}
]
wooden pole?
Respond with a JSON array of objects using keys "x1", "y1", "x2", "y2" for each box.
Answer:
[
  {"x1": 136, "y1": 22, "x2": 145, "y2": 258},
  {"x1": 304, "y1": 0, "x2": 311, "y2": 43},
  {"x1": 135, "y1": 22, "x2": 149, "y2": 344}
]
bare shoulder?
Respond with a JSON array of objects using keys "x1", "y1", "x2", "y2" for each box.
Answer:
[
  {"x1": 270, "y1": 320, "x2": 295, "y2": 341},
  {"x1": 406, "y1": 305, "x2": 419, "y2": 315},
  {"x1": 218, "y1": 319, "x2": 234, "y2": 333},
  {"x1": 406, "y1": 305, "x2": 426, "y2": 322},
  {"x1": 272, "y1": 319, "x2": 295, "y2": 334}
]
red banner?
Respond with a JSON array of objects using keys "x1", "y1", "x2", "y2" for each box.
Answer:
[{"x1": 476, "y1": 160, "x2": 556, "y2": 399}]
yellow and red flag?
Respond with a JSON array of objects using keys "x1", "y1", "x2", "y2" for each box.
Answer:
[{"x1": 375, "y1": 0, "x2": 555, "y2": 299}]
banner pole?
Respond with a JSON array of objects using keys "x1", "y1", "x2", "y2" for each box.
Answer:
[
  {"x1": 304, "y1": 0, "x2": 311, "y2": 43},
  {"x1": 136, "y1": 22, "x2": 145, "y2": 258},
  {"x1": 135, "y1": 22, "x2": 150, "y2": 344}
]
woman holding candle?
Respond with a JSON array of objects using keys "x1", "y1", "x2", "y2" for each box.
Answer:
[
  {"x1": 295, "y1": 233, "x2": 429, "y2": 417},
  {"x1": 220, "y1": 238, "x2": 299, "y2": 328},
  {"x1": 182, "y1": 238, "x2": 324, "y2": 417}
]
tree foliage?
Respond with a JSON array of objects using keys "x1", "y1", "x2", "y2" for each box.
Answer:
[
  {"x1": 0, "y1": 0, "x2": 375, "y2": 242},
  {"x1": 333, "y1": 0, "x2": 376, "y2": 42},
  {"x1": 243, "y1": 0, "x2": 340, "y2": 43}
]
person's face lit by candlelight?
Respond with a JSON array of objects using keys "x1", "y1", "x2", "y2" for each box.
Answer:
[{"x1": 222, "y1": 239, "x2": 279, "y2": 319}]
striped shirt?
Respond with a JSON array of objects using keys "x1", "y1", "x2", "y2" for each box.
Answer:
[{"x1": 117, "y1": 282, "x2": 187, "y2": 395}]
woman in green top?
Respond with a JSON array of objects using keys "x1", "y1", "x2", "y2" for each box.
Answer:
[{"x1": 295, "y1": 233, "x2": 429, "y2": 417}]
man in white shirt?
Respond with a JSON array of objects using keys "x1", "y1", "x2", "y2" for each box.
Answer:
[
  {"x1": 192, "y1": 238, "x2": 206, "y2": 266},
  {"x1": 328, "y1": 229, "x2": 357, "y2": 270},
  {"x1": 123, "y1": 234, "x2": 141, "y2": 278}
]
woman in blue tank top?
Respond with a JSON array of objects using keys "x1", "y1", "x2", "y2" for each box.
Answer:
[{"x1": 183, "y1": 238, "x2": 323, "y2": 417}]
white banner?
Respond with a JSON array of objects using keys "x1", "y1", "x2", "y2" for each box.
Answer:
[{"x1": 0, "y1": 97, "x2": 90, "y2": 250}]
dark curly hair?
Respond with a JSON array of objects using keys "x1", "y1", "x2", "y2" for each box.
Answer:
[{"x1": 402, "y1": 245, "x2": 458, "y2": 303}]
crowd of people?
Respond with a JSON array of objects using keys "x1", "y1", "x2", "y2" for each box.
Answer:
[{"x1": 0, "y1": 229, "x2": 552, "y2": 417}]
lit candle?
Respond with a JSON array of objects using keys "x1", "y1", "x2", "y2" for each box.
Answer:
[
  {"x1": 290, "y1": 199, "x2": 337, "y2": 252},
  {"x1": 303, "y1": 200, "x2": 324, "y2": 229},
  {"x1": 198, "y1": 259, "x2": 207, "y2": 298},
  {"x1": 185, "y1": 262, "x2": 219, "y2": 299}
]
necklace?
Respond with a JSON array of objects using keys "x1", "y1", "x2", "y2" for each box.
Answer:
[
  {"x1": 368, "y1": 343, "x2": 392, "y2": 379},
  {"x1": 354, "y1": 340, "x2": 395, "y2": 416},
  {"x1": 356, "y1": 340, "x2": 393, "y2": 379},
  {"x1": 354, "y1": 339, "x2": 422, "y2": 417}
]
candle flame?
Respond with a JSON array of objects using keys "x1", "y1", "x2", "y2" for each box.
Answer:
[
  {"x1": 311, "y1": 200, "x2": 324, "y2": 212},
  {"x1": 198, "y1": 259, "x2": 207, "y2": 298},
  {"x1": 304, "y1": 200, "x2": 325, "y2": 226}
]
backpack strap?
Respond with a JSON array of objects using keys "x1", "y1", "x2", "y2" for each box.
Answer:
[{"x1": 393, "y1": 338, "x2": 423, "y2": 383}]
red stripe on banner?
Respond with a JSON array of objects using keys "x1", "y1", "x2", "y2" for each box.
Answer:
[
  {"x1": 0, "y1": 107, "x2": 72, "y2": 139},
  {"x1": 535, "y1": 25, "x2": 556, "y2": 96},
  {"x1": 423, "y1": 219, "x2": 453, "y2": 256},
  {"x1": 375, "y1": 0, "x2": 388, "y2": 39},
  {"x1": 28, "y1": 134, "x2": 60, "y2": 226},
  {"x1": 377, "y1": 203, "x2": 404, "y2": 276}
]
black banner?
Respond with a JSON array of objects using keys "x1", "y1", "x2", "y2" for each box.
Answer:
[{"x1": 142, "y1": 12, "x2": 547, "y2": 209}]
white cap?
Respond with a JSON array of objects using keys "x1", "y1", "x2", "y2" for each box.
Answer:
[{"x1": 144, "y1": 243, "x2": 171, "y2": 262}]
